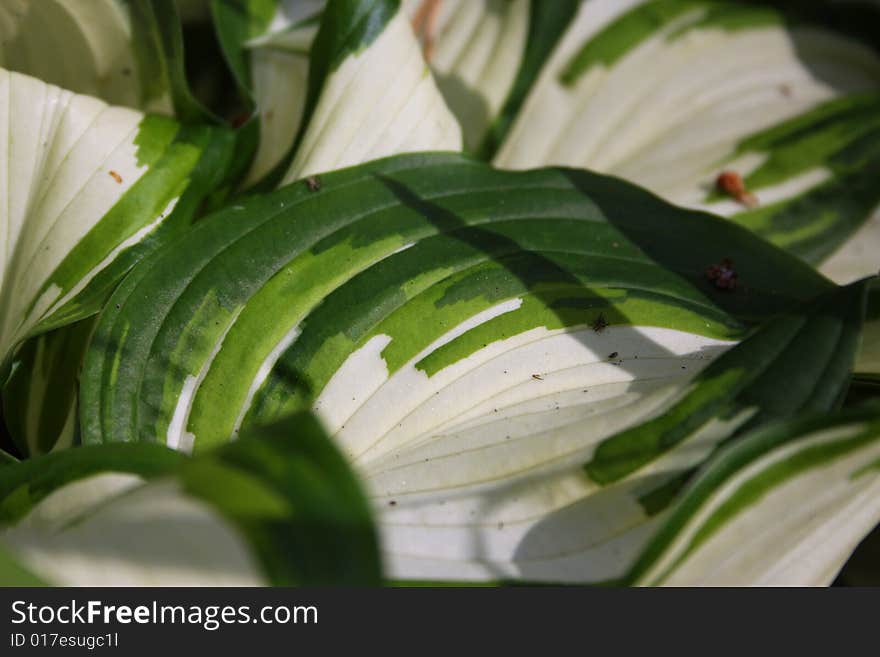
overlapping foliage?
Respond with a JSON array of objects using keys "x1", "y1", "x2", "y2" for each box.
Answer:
[{"x1": 0, "y1": 0, "x2": 878, "y2": 586}]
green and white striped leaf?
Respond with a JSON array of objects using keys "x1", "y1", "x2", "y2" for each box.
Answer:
[
  {"x1": 402, "y1": 0, "x2": 581, "y2": 155},
  {"x1": 211, "y1": 0, "x2": 322, "y2": 185},
  {"x1": 211, "y1": 0, "x2": 325, "y2": 102},
  {"x1": 278, "y1": 0, "x2": 462, "y2": 185},
  {"x1": 81, "y1": 152, "x2": 855, "y2": 583},
  {"x1": 213, "y1": 0, "x2": 462, "y2": 188},
  {"x1": 493, "y1": 0, "x2": 880, "y2": 283},
  {"x1": 403, "y1": 0, "x2": 530, "y2": 152},
  {"x1": 0, "y1": 0, "x2": 172, "y2": 113},
  {"x1": 2, "y1": 318, "x2": 94, "y2": 458},
  {"x1": 377, "y1": 279, "x2": 867, "y2": 582},
  {"x1": 0, "y1": 0, "x2": 213, "y2": 121},
  {"x1": 0, "y1": 412, "x2": 380, "y2": 586},
  {"x1": 627, "y1": 403, "x2": 880, "y2": 586},
  {"x1": 0, "y1": 68, "x2": 235, "y2": 374}
]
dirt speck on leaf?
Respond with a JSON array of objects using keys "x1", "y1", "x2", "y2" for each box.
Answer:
[
  {"x1": 705, "y1": 258, "x2": 737, "y2": 291},
  {"x1": 715, "y1": 170, "x2": 758, "y2": 208}
]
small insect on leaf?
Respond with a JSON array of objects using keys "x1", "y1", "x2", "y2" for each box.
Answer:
[
  {"x1": 715, "y1": 170, "x2": 758, "y2": 208},
  {"x1": 591, "y1": 313, "x2": 609, "y2": 333},
  {"x1": 108, "y1": 170, "x2": 122, "y2": 184},
  {"x1": 608, "y1": 352, "x2": 618, "y2": 359},
  {"x1": 705, "y1": 258, "x2": 738, "y2": 291},
  {"x1": 531, "y1": 374, "x2": 544, "y2": 381},
  {"x1": 306, "y1": 176, "x2": 322, "y2": 192}
]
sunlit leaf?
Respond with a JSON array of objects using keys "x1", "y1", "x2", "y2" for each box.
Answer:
[
  {"x1": 627, "y1": 403, "x2": 880, "y2": 586},
  {"x1": 80, "y1": 152, "x2": 860, "y2": 583},
  {"x1": 0, "y1": 68, "x2": 235, "y2": 374},
  {"x1": 214, "y1": 0, "x2": 462, "y2": 187},
  {"x1": 493, "y1": 0, "x2": 880, "y2": 283}
]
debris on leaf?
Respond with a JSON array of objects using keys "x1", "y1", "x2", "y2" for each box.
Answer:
[
  {"x1": 531, "y1": 374, "x2": 543, "y2": 381},
  {"x1": 411, "y1": 0, "x2": 442, "y2": 61},
  {"x1": 306, "y1": 176, "x2": 322, "y2": 192},
  {"x1": 715, "y1": 170, "x2": 758, "y2": 208},
  {"x1": 705, "y1": 258, "x2": 738, "y2": 290},
  {"x1": 608, "y1": 352, "x2": 618, "y2": 359}
]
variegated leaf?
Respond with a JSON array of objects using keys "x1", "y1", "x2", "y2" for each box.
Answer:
[
  {"x1": 0, "y1": 0, "x2": 172, "y2": 112},
  {"x1": 0, "y1": 68, "x2": 235, "y2": 375},
  {"x1": 211, "y1": 0, "x2": 322, "y2": 186},
  {"x1": 214, "y1": 0, "x2": 462, "y2": 187},
  {"x1": 2, "y1": 319, "x2": 93, "y2": 457},
  {"x1": 0, "y1": 413, "x2": 379, "y2": 586},
  {"x1": 279, "y1": 0, "x2": 462, "y2": 184},
  {"x1": 377, "y1": 279, "x2": 867, "y2": 582},
  {"x1": 0, "y1": 0, "x2": 214, "y2": 121},
  {"x1": 627, "y1": 403, "x2": 880, "y2": 586},
  {"x1": 403, "y1": 0, "x2": 582, "y2": 157},
  {"x1": 493, "y1": 0, "x2": 880, "y2": 283},
  {"x1": 80, "y1": 152, "x2": 864, "y2": 583}
]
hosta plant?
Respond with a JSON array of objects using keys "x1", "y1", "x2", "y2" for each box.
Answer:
[{"x1": 0, "y1": 0, "x2": 879, "y2": 586}]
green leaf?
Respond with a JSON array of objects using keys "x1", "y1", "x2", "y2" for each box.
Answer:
[
  {"x1": 2, "y1": 318, "x2": 94, "y2": 457},
  {"x1": 0, "y1": 68, "x2": 236, "y2": 374},
  {"x1": 127, "y1": 0, "x2": 217, "y2": 123},
  {"x1": 474, "y1": 0, "x2": 581, "y2": 159},
  {"x1": 176, "y1": 0, "x2": 213, "y2": 23},
  {"x1": 586, "y1": 280, "x2": 869, "y2": 485},
  {"x1": 81, "y1": 152, "x2": 838, "y2": 583},
  {"x1": 211, "y1": 0, "x2": 321, "y2": 185},
  {"x1": 0, "y1": 544, "x2": 45, "y2": 586},
  {"x1": 493, "y1": 0, "x2": 880, "y2": 283},
  {"x1": 857, "y1": 279, "x2": 880, "y2": 376},
  {"x1": 211, "y1": 0, "x2": 280, "y2": 98},
  {"x1": 211, "y1": 0, "x2": 462, "y2": 188},
  {"x1": 627, "y1": 403, "x2": 880, "y2": 586},
  {"x1": 374, "y1": 279, "x2": 868, "y2": 583},
  {"x1": 0, "y1": 442, "x2": 185, "y2": 526},
  {"x1": 408, "y1": 278, "x2": 866, "y2": 584},
  {"x1": 0, "y1": 412, "x2": 380, "y2": 586},
  {"x1": 0, "y1": 448, "x2": 17, "y2": 467}
]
